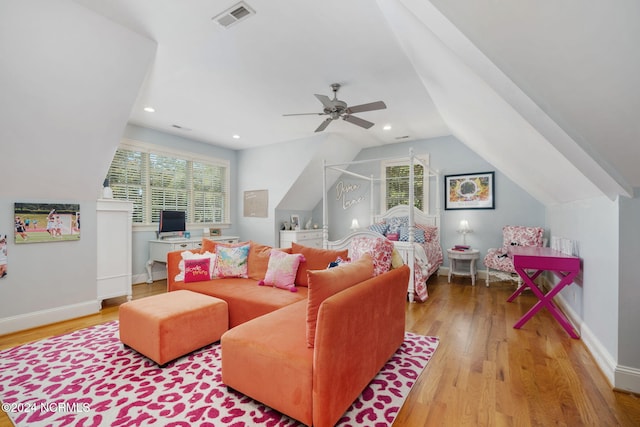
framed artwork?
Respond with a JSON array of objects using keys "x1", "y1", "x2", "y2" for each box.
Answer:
[
  {"x1": 209, "y1": 228, "x2": 221, "y2": 237},
  {"x1": 290, "y1": 214, "x2": 300, "y2": 230},
  {"x1": 0, "y1": 233, "x2": 7, "y2": 278},
  {"x1": 444, "y1": 172, "x2": 495, "y2": 210},
  {"x1": 14, "y1": 203, "x2": 81, "y2": 244},
  {"x1": 243, "y1": 189, "x2": 268, "y2": 218}
]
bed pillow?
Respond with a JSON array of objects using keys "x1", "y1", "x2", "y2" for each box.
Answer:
[
  {"x1": 367, "y1": 222, "x2": 388, "y2": 235},
  {"x1": 349, "y1": 236, "x2": 394, "y2": 276},
  {"x1": 386, "y1": 216, "x2": 408, "y2": 234},
  {"x1": 259, "y1": 249, "x2": 305, "y2": 292},
  {"x1": 291, "y1": 243, "x2": 349, "y2": 287},
  {"x1": 306, "y1": 253, "x2": 374, "y2": 348},
  {"x1": 415, "y1": 224, "x2": 438, "y2": 243},
  {"x1": 214, "y1": 244, "x2": 250, "y2": 278},
  {"x1": 174, "y1": 250, "x2": 216, "y2": 281},
  {"x1": 184, "y1": 258, "x2": 211, "y2": 283},
  {"x1": 399, "y1": 225, "x2": 426, "y2": 243}
]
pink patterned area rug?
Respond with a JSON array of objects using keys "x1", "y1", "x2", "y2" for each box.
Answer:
[{"x1": 0, "y1": 321, "x2": 438, "y2": 426}]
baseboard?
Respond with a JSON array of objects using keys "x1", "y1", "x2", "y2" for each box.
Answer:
[
  {"x1": 0, "y1": 300, "x2": 100, "y2": 335},
  {"x1": 436, "y1": 267, "x2": 488, "y2": 281},
  {"x1": 541, "y1": 277, "x2": 639, "y2": 392},
  {"x1": 615, "y1": 365, "x2": 640, "y2": 394},
  {"x1": 132, "y1": 270, "x2": 167, "y2": 285}
]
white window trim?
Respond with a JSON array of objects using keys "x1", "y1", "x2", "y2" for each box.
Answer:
[
  {"x1": 116, "y1": 138, "x2": 231, "y2": 231},
  {"x1": 380, "y1": 154, "x2": 429, "y2": 213}
]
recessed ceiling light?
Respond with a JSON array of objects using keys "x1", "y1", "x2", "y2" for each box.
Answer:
[
  {"x1": 383, "y1": 124, "x2": 392, "y2": 131},
  {"x1": 232, "y1": 134, "x2": 240, "y2": 139},
  {"x1": 143, "y1": 106, "x2": 155, "y2": 113}
]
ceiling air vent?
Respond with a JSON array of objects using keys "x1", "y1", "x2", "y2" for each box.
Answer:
[{"x1": 213, "y1": 2, "x2": 255, "y2": 28}]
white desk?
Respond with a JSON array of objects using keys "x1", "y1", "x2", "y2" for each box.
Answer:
[{"x1": 146, "y1": 236, "x2": 239, "y2": 283}]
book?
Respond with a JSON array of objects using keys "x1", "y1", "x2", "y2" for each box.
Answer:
[{"x1": 453, "y1": 245, "x2": 470, "y2": 250}]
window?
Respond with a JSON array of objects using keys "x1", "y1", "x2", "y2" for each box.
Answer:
[
  {"x1": 381, "y1": 156, "x2": 428, "y2": 212},
  {"x1": 106, "y1": 140, "x2": 230, "y2": 225}
]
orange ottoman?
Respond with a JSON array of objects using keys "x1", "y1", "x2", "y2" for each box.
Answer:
[{"x1": 119, "y1": 290, "x2": 228, "y2": 366}]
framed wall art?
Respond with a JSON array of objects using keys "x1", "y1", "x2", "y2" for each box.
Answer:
[
  {"x1": 444, "y1": 172, "x2": 495, "y2": 210},
  {"x1": 14, "y1": 202, "x2": 81, "y2": 244}
]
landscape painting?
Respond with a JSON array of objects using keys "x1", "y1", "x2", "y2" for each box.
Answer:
[{"x1": 14, "y1": 203, "x2": 80, "y2": 244}]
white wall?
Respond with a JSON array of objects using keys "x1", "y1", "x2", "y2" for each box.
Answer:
[
  {"x1": 0, "y1": 1, "x2": 154, "y2": 334},
  {"x1": 315, "y1": 136, "x2": 546, "y2": 268},
  {"x1": 617, "y1": 191, "x2": 640, "y2": 392},
  {"x1": 547, "y1": 196, "x2": 620, "y2": 386}
]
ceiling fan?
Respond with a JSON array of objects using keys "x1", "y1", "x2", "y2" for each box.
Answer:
[{"x1": 283, "y1": 83, "x2": 387, "y2": 132}]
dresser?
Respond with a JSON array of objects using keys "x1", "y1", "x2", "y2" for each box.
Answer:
[
  {"x1": 146, "y1": 235, "x2": 239, "y2": 283},
  {"x1": 279, "y1": 229, "x2": 323, "y2": 249},
  {"x1": 97, "y1": 199, "x2": 133, "y2": 303}
]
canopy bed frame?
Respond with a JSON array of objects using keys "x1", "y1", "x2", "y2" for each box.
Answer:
[{"x1": 322, "y1": 148, "x2": 443, "y2": 302}]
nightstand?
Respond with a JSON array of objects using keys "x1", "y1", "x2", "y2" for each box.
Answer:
[{"x1": 447, "y1": 248, "x2": 480, "y2": 286}]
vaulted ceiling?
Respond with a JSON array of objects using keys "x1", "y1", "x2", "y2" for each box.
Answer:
[{"x1": 66, "y1": 0, "x2": 640, "y2": 205}]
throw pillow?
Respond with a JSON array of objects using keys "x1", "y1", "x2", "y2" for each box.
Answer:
[
  {"x1": 258, "y1": 249, "x2": 305, "y2": 292},
  {"x1": 306, "y1": 253, "x2": 374, "y2": 348},
  {"x1": 415, "y1": 224, "x2": 438, "y2": 243},
  {"x1": 399, "y1": 225, "x2": 426, "y2": 243},
  {"x1": 386, "y1": 216, "x2": 409, "y2": 234},
  {"x1": 174, "y1": 250, "x2": 216, "y2": 282},
  {"x1": 367, "y1": 222, "x2": 388, "y2": 236},
  {"x1": 349, "y1": 236, "x2": 394, "y2": 276},
  {"x1": 214, "y1": 244, "x2": 250, "y2": 278},
  {"x1": 391, "y1": 248, "x2": 404, "y2": 269},
  {"x1": 386, "y1": 233, "x2": 399, "y2": 241},
  {"x1": 247, "y1": 241, "x2": 274, "y2": 280},
  {"x1": 184, "y1": 258, "x2": 211, "y2": 283},
  {"x1": 290, "y1": 243, "x2": 348, "y2": 287},
  {"x1": 201, "y1": 238, "x2": 248, "y2": 254}
]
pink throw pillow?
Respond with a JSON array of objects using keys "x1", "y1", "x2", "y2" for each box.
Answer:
[
  {"x1": 184, "y1": 258, "x2": 211, "y2": 283},
  {"x1": 259, "y1": 249, "x2": 305, "y2": 292}
]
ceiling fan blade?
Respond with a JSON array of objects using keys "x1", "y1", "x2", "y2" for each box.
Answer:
[
  {"x1": 343, "y1": 115, "x2": 374, "y2": 129},
  {"x1": 283, "y1": 112, "x2": 325, "y2": 116},
  {"x1": 315, "y1": 118, "x2": 333, "y2": 132},
  {"x1": 314, "y1": 94, "x2": 334, "y2": 110},
  {"x1": 345, "y1": 101, "x2": 387, "y2": 114}
]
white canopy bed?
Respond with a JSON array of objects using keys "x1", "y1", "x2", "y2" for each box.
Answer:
[{"x1": 322, "y1": 149, "x2": 443, "y2": 302}]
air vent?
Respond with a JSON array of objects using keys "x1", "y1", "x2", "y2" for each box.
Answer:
[{"x1": 212, "y1": 2, "x2": 255, "y2": 28}]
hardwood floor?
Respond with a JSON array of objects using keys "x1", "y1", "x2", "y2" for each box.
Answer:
[{"x1": 1, "y1": 276, "x2": 639, "y2": 426}]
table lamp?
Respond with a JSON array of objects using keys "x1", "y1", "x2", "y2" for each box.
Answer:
[{"x1": 458, "y1": 219, "x2": 472, "y2": 245}]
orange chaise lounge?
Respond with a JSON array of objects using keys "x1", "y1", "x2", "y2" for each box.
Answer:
[{"x1": 165, "y1": 239, "x2": 410, "y2": 427}]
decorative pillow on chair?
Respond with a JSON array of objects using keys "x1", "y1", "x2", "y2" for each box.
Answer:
[
  {"x1": 184, "y1": 258, "x2": 211, "y2": 283},
  {"x1": 175, "y1": 250, "x2": 216, "y2": 282},
  {"x1": 349, "y1": 236, "x2": 394, "y2": 276},
  {"x1": 214, "y1": 244, "x2": 250, "y2": 278},
  {"x1": 258, "y1": 249, "x2": 305, "y2": 292}
]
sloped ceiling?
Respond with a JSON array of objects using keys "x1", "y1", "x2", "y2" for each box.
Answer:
[
  {"x1": 0, "y1": 0, "x2": 156, "y2": 201},
  {"x1": 60, "y1": 0, "x2": 639, "y2": 206}
]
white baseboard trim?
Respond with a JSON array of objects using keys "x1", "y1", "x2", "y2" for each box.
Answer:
[
  {"x1": 132, "y1": 270, "x2": 166, "y2": 285},
  {"x1": 615, "y1": 365, "x2": 640, "y2": 394},
  {"x1": 0, "y1": 300, "x2": 100, "y2": 335}
]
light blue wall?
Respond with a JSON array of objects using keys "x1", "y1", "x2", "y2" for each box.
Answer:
[
  {"x1": 313, "y1": 136, "x2": 546, "y2": 268},
  {"x1": 123, "y1": 125, "x2": 239, "y2": 282}
]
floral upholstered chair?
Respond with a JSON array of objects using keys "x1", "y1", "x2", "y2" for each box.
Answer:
[{"x1": 484, "y1": 225, "x2": 545, "y2": 287}]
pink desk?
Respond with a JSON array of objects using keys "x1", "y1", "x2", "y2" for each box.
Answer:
[{"x1": 507, "y1": 246, "x2": 581, "y2": 339}]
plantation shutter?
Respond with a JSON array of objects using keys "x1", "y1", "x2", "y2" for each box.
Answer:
[
  {"x1": 192, "y1": 161, "x2": 228, "y2": 223},
  {"x1": 106, "y1": 143, "x2": 230, "y2": 225},
  {"x1": 107, "y1": 148, "x2": 147, "y2": 223},
  {"x1": 149, "y1": 153, "x2": 188, "y2": 223},
  {"x1": 384, "y1": 163, "x2": 425, "y2": 211}
]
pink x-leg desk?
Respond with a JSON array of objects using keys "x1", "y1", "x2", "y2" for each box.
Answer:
[{"x1": 506, "y1": 246, "x2": 581, "y2": 339}]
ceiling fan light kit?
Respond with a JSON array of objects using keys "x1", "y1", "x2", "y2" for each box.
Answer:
[{"x1": 284, "y1": 83, "x2": 386, "y2": 132}]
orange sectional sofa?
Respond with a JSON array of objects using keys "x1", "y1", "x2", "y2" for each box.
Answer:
[{"x1": 166, "y1": 239, "x2": 410, "y2": 427}]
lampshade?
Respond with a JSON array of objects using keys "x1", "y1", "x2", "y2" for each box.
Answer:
[
  {"x1": 458, "y1": 219, "x2": 470, "y2": 233},
  {"x1": 350, "y1": 218, "x2": 360, "y2": 230}
]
